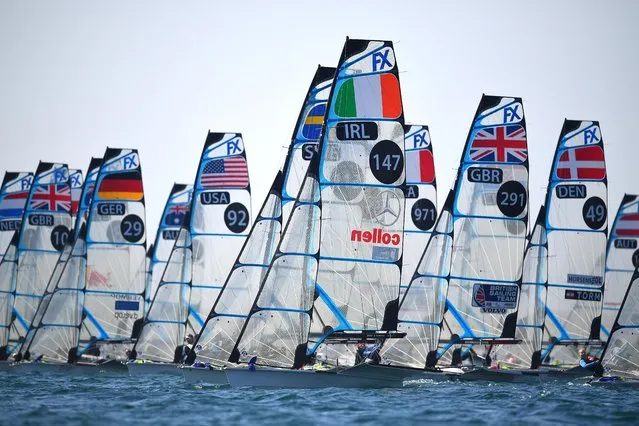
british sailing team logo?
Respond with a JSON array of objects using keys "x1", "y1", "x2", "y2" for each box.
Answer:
[{"x1": 472, "y1": 283, "x2": 518, "y2": 314}]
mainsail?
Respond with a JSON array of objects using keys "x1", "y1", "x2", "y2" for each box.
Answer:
[
  {"x1": 0, "y1": 172, "x2": 33, "y2": 255},
  {"x1": 5, "y1": 163, "x2": 72, "y2": 357},
  {"x1": 601, "y1": 195, "x2": 639, "y2": 336},
  {"x1": 597, "y1": 266, "x2": 639, "y2": 379},
  {"x1": 231, "y1": 38, "x2": 406, "y2": 369},
  {"x1": 0, "y1": 233, "x2": 20, "y2": 359},
  {"x1": 188, "y1": 66, "x2": 334, "y2": 367},
  {"x1": 144, "y1": 183, "x2": 193, "y2": 311},
  {"x1": 17, "y1": 158, "x2": 102, "y2": 362},
  {"x1": 185, "y1": 133, "x2": 252, "y2": 335},
  {"x1": 541, "y1": 121, "x2": 608, "y2": 367},
  {"x1": 79, "y1": 148, "x2": 146, "y2": 359},
  {"x1": 401, "y1": 125, "x2": 437, "y2": 295},
  {"x1": 438, "y1": 95, "x2": 529, "y2": 365}
]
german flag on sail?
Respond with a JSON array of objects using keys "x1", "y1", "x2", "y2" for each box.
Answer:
[
  {"x1": 97, "y1": 171, "x2": 143, "y2": 201},
  {"x1": 334, "y1": 73, "x2": 401, "y2": 119}
]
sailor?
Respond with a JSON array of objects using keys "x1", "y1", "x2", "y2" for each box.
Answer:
[
  {"x1": 578, "y1": 347, "x2": 599, "y2": 370},
  {"x1": 355, "y1": 340, "x2": 381, "y2": 365}
]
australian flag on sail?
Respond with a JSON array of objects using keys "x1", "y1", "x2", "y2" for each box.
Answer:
[
  {"x1": 164, "y1": 203, "x2": 188, "y2": 226},
  {"x1": 30, "y1": 184, "x2": 71, "y2": 212},
  {"x1": 469, "y1": 125, "x2": 527, "y2": 163},
  {"x1": 301, "y1": 103, "x2": 326, "y2": 140},
  {"x1": 200, "y1": 156, "x2": 249, "y2": 189}
]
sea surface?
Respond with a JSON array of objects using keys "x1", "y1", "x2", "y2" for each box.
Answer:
[{"x1": 2, "y1": 369, "x2": 638, "y2": 425}]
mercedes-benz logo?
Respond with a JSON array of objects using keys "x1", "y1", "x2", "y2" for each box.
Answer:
[{"x1": 373, "y1": 190, "x2": 401, "y2": 226}]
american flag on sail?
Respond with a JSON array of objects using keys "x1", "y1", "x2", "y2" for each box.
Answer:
[
  {"x1": 30, "y1": 184, "x2": 71, "y2": 212},
  {"x1": 615, "y1": 214, "x2": 639, "y2": 237},
  {"x1": 199, "y1": 156, "x2": 249, "y2": 188},
  {"x1": 469, "y1": 125, "x2": 527, "y2": 163}
]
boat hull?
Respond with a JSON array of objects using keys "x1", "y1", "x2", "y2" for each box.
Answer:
[
  {"x1": 182, "y1": 366, "x2": 228, "y2": 385},
  {"x1": 590, "y1": 376, "x2": 639, "y2": 387},
  {"x1": 403, "y1": 367, "x2": 463, "y2": 384},
  {"x1": 226, "y1": 363, "x2": 414, "y2": 389},
  {"x1": 13, "y1": 360, "x2": 126, "y2": 375},
  {"x1": 456, "y1": 367, "x2": 545, "y2": 384},
  {"x1": 127, "y1": 362, "x2": 181, "y2": 376}
]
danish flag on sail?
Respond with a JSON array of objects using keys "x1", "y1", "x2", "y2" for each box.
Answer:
[
  {"x1": 616, "y1": 214, "x2": 639, "y2": 237},
  {"x1": 555, "y1": 146, "x2": 606, "y2": 180}
]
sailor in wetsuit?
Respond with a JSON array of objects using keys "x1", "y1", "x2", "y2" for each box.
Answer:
[
  {"x1": 578, "y1": 347, "x2": 599, "y2": 370},
  {"x1": 355, "y1": 341, "x2": 381, "y2": 365}
]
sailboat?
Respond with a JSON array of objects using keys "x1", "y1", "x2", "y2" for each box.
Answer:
[
  {"x1": 601, "y1": 195, "x2": 639, "y2": 337},
  {"x1": 70, "y1": 148, "x2": 147, "y2": 368},
  {"x1": 437, "y1": 95, "x2": 529, "y2": 372},
  {"x1": 144, "y1": 183, "x2": 193, "y2": 313},
  {"x1": 591, "y1": 265, "x2": 639, "y2": 385},
  {"x1": 0, "y1": 171, "x2": 33, "y2": 367},
  {"x1": 538, "y1": 121, "x2": 608, "y2": 376},
  {"x1": 11, "y1": 158, "x2": 101, "y2": 371},
  {"x1": 126, "y1": 132, "x2": 252, "y2": 374},
  {"x1": 181, "y1": 66, "x2": 335, "y2": 385},
  {"x1": 3, "y1": 162, "x2": 72, "y2": 361},
  {"x1": 225, "y1": 38, "x2": 415, "y2": 388}
]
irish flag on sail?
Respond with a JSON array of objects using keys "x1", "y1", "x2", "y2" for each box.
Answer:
[{"x1": 334, "y1": 73, "x2": 401, "y2": 119}]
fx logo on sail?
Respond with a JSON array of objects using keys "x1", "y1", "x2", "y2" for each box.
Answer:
[
  {"x1": 226, "y1": 137, "x2": 243, "y2": 156},
  {"x1": 70, "y1": 173, "x2": 82, "y2": 188},
  {"x1": 584, "y1": 127, "x2": 599, "y2": 144},
  {"x1": 372, "y1": 48, "x2": 393, "y2": 72},
  {"x1": 53, "y1": 168, "x2": 68, "y2": 183},
  {"x1": 503, "y1": 104, "x2": 521, "y2": 123},
  {"x1": 412, "y1": 131, "x2": 430, "y2": 149},
  {"x1": 122, "y1": 153, "x2": 139, "y2": 170}
]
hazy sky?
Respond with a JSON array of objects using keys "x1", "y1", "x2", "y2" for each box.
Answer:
[{"x1": 1, "y1": 0, "x2": 637, "y2": 238}]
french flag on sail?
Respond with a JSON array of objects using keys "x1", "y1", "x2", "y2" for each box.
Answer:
[
  {"x1": 616, "y1": 214, "x2": 639, "y2": 237},
  {"x1": 0, "y1": 192, "x2": 28, "y2": 217}
]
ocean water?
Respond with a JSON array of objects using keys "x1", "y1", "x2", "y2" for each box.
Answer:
[{"x1": 2, "y1": 369, "x2": 638, "y2": 425}]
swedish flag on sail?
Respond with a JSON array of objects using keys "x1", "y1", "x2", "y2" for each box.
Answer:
[{"x1": 302, "y1": 103, "x2": 326, "y2": 140}]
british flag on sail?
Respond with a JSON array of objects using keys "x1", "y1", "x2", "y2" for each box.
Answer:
[
  {"x1": 30, "y1": 184, "x2": 72, "y2": 212},
  {"x1": 469, "y1": 124, "x2": 527, "y2": 163}
]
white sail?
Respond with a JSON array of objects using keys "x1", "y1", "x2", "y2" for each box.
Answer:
[
  {"x1": 16, "y1": 158, "x2": 101, "y2": 363},
  {"x1": 185, "y1": 133, "x2": 252, "y2": 335},
  {"x1": 79, "y1": 149, "x2": 146, "y2": 360},
  {"x1": 401, "y1": 125, "x2": 437, "y2": 297},
  {"x1": 188, "y1": 66, "x2": 334, "y2": 368},
  {"x1": 601, "y1": 194, "x2": 639, "y2": 336},
  {"x1": 439, "y1": 95, "x2": 529, "y2": 366},
  {"x1": 541, "y1": 121, "x2": 608, "y2": 367},
  {"x1": 598, "y1": 266, "x2": 639, "y2": 379},
  {"x1": 145, "y1": 183, "x2": 192, "y2": 311},
  {"x1": 6, "y1": 162, "x2": 72, "y2": 357},
  {"x1": 232, "y1": 38, "x2": 407, "y2": 369}
]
